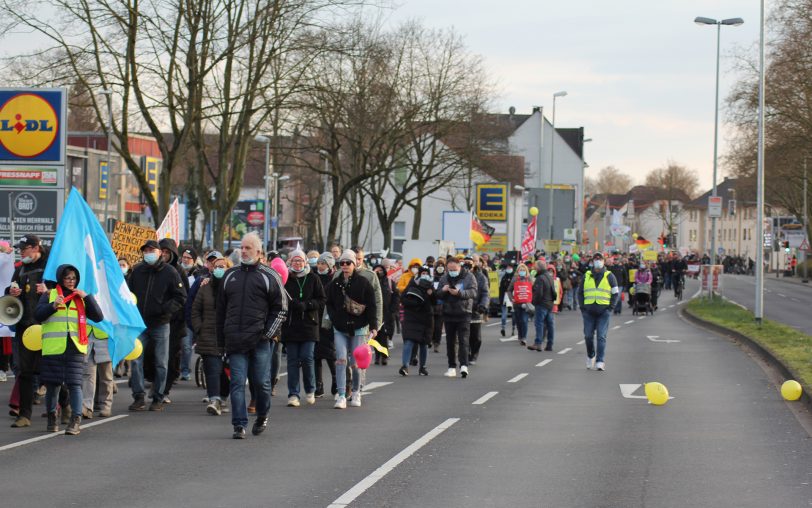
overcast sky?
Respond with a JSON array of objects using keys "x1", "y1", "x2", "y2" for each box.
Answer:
[{"x1": 385, "y1": 0, "x2": 766, "y2": 191}]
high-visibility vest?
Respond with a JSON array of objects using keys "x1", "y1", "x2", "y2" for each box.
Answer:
[
  {"x1": 583, "y1": 271, "x2": 612, "y2": 306},
  {"x1": 41, "y1": 289, "x2": 88, "y2": 356}
]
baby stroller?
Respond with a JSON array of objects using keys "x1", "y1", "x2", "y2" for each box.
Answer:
[{"x1": 632, "y1": 283, "x2": 653, "y2": 316}]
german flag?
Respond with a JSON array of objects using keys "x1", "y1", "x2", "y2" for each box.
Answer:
[
  {"x1": 470, "y1": 215, "x2": 495, "y2": 247},
  {"x1": 635, "y1": 235, "x2": 652, "y2": 250}
]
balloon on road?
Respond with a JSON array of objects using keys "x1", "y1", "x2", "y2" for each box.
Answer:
[
  {"x1": 645, "y1": 382, "x2": 669, "y2": 406},
  {"x1": 781, "y1": 380, "x2": 803, "y2": 401}
]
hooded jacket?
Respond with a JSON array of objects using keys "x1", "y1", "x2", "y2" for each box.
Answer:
[
  {"x1": 6, "y1": 247, "x2": 53, "y2": 330},
  {"x1": 190, "y1": 276, "x2": 223, "y2": 357},
  {"x1": 128, "y1": 254, "x2": 186, "y2": 328},
  {"x1": 282, "y1": 265, "x2": 326, "y2": 343},
  {"x1": 396, "y1": 258, "x2": 422, "y2": 294},
  {"x1": 401, "y1": 277, "x2": 435, "y2": 345},
  {"x1": 436, "y1": 269, "x2": 477, "y2": 322},
  {"x1": 159, "y1": 238, "x2": 189, "y2": 341}
]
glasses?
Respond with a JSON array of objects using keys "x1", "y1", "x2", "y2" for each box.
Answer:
[
  {"x1": 339, "y1": 261, "x2": 354, "y2": 266},
  {"x1": 63, "y1": 276, "x2": 77, "y2": 281}
]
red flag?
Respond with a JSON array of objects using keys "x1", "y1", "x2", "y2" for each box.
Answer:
[{"x1": 521, "y1": 216, "x2": 537, "y2": 261}]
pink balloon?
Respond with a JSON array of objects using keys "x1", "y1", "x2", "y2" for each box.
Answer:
[
  {"x1": 353, "y1": 344, "x2": 372, "y2": 369},
  {"x1": 270, "y1": 257, "x2": 289, "y2": 285}
]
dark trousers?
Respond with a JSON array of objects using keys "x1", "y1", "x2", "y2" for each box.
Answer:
[
  {"x1": 314, "y1": 358, "x2": 337, "y2": 394},
  {"x1": 444, "y1": 319, "x2": 470, "y2": 368},
  {"x1": 15, "y1": 331, "x2": 41, "y2": 419},
  {"x1": 469, "y1": 322, "x2": 482, "y2": 359}
]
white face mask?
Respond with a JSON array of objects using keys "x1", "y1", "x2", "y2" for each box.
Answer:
[
  {"x1": 241, "y1": 257, "x2": 258, "y2": 266},
  {"x1": 318, "y1": 268, "x2": 329, "y2": 275},
  {"x1": 411, "y1": 267, "x2": 419, "y2": 275},
  {"x1": 21, "y1": 256, "x2": 34, "y2": 264},
  {"x1": 181, "y1": 262, "x2": 194, "y2": 271},
  {"x1": 435, "y1": 266, "x2": 444, "y2": 274},
  {"x1": 593, "y1": 260, "x2": 604, "y2": 270},
  {"x1": 120, "y1": 266, "x2": 129, "y2": 274},
  {"x1": 144, "y1": 252, "x2": 159, "y2": 265},
  {"x1": 518, "y1": 270, "x2": 526, "y2": 276}
]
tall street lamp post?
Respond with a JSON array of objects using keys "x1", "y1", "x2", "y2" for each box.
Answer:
[
  {"x1": 255, "y1": 135, "x2": 272, "y2": 251},
  {"x1": 100, "y1": 88, "x2": 114, "y2": 235},
  {"x1": 548, "y1": 90, "x2": 567, "y2": 240},
  {"x1": 694, "y1": 15, "x2": 744, "y2": 276}
]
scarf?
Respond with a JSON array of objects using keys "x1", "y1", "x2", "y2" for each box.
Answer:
[{"x1": 57, "y1": 285, "x2": 88, "y2": 346}]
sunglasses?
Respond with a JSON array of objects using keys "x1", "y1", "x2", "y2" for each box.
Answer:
[{"x1": 339, "y1": 261, "x2": 354, "y2": 266}]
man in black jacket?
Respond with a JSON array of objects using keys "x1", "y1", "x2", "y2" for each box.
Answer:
[
  {"x1": 7, "y1": 235, "x2": 53, "y2": 428},
  {"x1": 127, "y1": 240, "x2": 187, "y2": 412},
  {"x1": 530, "y1": 259, "x2": 556, "y2": 351},
  {"x1": 158, "y1": 238, "x2": 189, "y2": 400},
  {"x1": 606, "y1": 256, "x2": 627, "y2": 315},
  {"x1": 217, "y1": 232, "x2": 288, "y2": 439}
]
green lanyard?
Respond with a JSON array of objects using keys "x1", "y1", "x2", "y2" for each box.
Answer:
[{"x1": 295, "y1": 277, "x2": 306, "y2": 299}]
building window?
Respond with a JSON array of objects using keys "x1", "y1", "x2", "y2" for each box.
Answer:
[{"x1": 394, "y1": 221, "x2": 406, "y2": 238}]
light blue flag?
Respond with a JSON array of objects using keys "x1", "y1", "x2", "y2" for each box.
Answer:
[{"x1": 44, "y1": 188, "x2": 146, "y2": 365}]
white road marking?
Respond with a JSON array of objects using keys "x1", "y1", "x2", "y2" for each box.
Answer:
[
  {"x1": 0, "y1": 415, "x2": 129, "y2": 453},
  {"x1": 327, "y1": 418, "x2": 460, "y2": 508},
  {"x1": 362, "y1": 382, "x2": 393, "y2": 392},
  {"x1": 507, "y1": 373, "x2": 528, "y2": 383},
  {"x1": 778, "y1": 293, "x2": 787, "y2": 298},
  {"x1": 676, "y1": 301, "x2": 684, "y2": 305},
  {"x1": 624, "y1": 320, "x2": 634, "y2": 325},
  {"x1": 612, "y1": 326, "x2": 621, "y2": 330},
  {"x1": 536, "y1": 359, "x2": 552, "y2": 367},
  {"x1": 500, "y1": 336, "x2": 518, "y2": 342},
  {"x1": 472, "y1": 391, "x2": 499, "y2": 405},
  {"x1": 485, "y1": 322, "x2": 501, "y2": 327},
  {"x1": 619, "y1": 384, "x2": 648, "y2": 399},
  {"x1": 638, "y1": 316, "x2": 645, "y2": 320},
  {"x1": 576, "y1": 340, "x2": 585, "y2": 344},
  {"x1": 647, "y1": 335, "x2": 680, "y2": 344},
  {"x1": 557, "y1": 348, "x2": 572, "y2": 355},
  {"x1": 668, "y1": 305, "x2": 675, "y2": 308}
]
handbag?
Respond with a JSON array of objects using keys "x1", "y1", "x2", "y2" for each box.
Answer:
[{"x1": 343, "y1": 293, "x2": 366, "y2": 316}]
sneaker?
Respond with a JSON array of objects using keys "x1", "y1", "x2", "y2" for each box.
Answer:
[
  {"x1": 586, "y1": 356, "x2": 594, "y2": 370},
  {"x1": 444, "y1": 368, "x2": 457, "y2": 378},
  {"x1": 207, "y1": 399, "x2": 222, "y2": 416},
  {"x1": 350, "y1": 392, "x2": 362, "y2": 407},
  {"x1": 46, "y1": 412, "x2": 59, "y2": 433},
  {"x1": 98, "y1": 409, "x2": 112, "y2": 418},
  {"x1": 148, "y1": 400, "x2": 164, "y2": 412},
  {"x1": 519, "y1": 340, "x2": 527, "y2": 346},
  {"x1": 398, "y1": 366, "x2": 409, "y2": 377},
  {"x1": 460, "y1": 365, "x2": 469, "y2": 378},
  {"x1": 65, "y1": 415, "x2": 81, "y2": 436},
  {"x1": 387, "y1": 340, "x2": 394, "y2": 348},
  {"x1": 315, "y1": 384, "x2": 324, "y2": 398},
  {"x1": 128, "y1": 398, "x2": 146, "y2": 411},
  {"x1": 232, "y1": 426, "x2": 246, "y2": 439},
  {"x1": 82, "y1": 407, "x2": 94, "y2": 419},
  {"x1": 221, "y1": 401, "x2": 230, "y2": 413},
  {"x1": 305, "y1": 393, "x2": 316, "y2": 405},
  {"x1": 201, "y1": 396, "x2": 210, "y2": 403},
  {"x1": 500, "y1": 328, "x2": 505, "y2": 337},
  {"x1": 180, "y1": 374, "x2": 191, "y2": 381},
  {"x1": 544, "y1": 345, "x2": 553, "y2": 351},
  {"x1": 11, "y1": 416, "x2": 31, "y2": 428},
  {"x1": 0, "y1": 371, "x2": 6, "y2": 382},
  {"x1": 419, "y1": 367, "x2": 429, "y2": 376},
  {"x1": 287, "y1": 396, "x2": 300, "y2": 408},
  {"x1": 162, "y1": 397, "x2": 172, "y2": 405},
  {"x1": 252, "y1": 416, "x2": 268, "y2": 436},
  {"x1": 596, "y1": 362, "x2": 606, "y2": 371},
  {"x1": 334, "y1": 396, "x2": 347, "y2": 409},
  {"x1": 527, "y1": 344, "x2": 540, "y2": 351}
]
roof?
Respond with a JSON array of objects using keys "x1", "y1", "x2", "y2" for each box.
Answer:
[{"x1": 686, "y1": 177, "x2": 740, "y2": 209}]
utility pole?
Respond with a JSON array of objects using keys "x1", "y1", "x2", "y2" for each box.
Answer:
[{"x1": 804, "y1": 158, "x2": 809, "y2": 283}]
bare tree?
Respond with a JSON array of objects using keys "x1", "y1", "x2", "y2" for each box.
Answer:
[
  {"x1": 585, "y1": 166, "x2": 635, "y2": 196},
  {"x1": 644, "y1": 161, "x2": 700, "y2": 200}
]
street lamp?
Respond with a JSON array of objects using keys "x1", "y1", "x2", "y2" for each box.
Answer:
[
  {"x1": 579, "y1": 137, "x2": 592, "y2": 247},
  {"x1": 695, "y1": 16, "x2": 744, "y2": 272},
  {"x1": 271, "y1": 173, "x2": 290, "y2": 251},
  {"x1": 755, "y1": 1, "x2": 766, "y2": 324},
  {"x1": 100, "y1": 88, "x2": 114, "y2": 235},
  {"x1": 548, "y1": 90, "x2": 567, "y2": 240},
  {"x1": 255, "y1": 135, "x2": 271, "y2": 250}
]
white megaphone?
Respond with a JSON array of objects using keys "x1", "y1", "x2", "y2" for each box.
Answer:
[{"x1": 0, "y1": 295, "x2": 23, "y2": 326}]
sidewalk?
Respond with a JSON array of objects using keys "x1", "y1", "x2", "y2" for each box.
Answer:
[{"x1": 765, "y1": 272, "x2": 812, "y2": 289}]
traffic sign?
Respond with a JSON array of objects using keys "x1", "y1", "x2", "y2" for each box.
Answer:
[
  {"x1": 708, "y1": 196, "x2": 722, "y2": 218},
  {"x1": 800, "y1": 238, "x2": 810, "y2": 252}
]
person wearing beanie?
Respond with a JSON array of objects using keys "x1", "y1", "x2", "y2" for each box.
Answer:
[
  {"x1": 314, "y1": 252, "x2": 337, "y2": 398},
  {"x1": 399, "y1": 266, "x2": 434, "y2": 376},
  {"x1": 281, "y1": 249, "x2": 325, "y2": 407}
]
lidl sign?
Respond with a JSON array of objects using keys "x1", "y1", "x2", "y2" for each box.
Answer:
[
  {"x1": 476, "y1": 183, "x2": 508, "y2": 221},
  {"x1": 0, "y1": 89, "x2": 66, "y2": 164}
]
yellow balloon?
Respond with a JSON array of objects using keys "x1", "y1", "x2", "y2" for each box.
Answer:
[
  {"x1": 124, "y1": 339, "x2": 143, "y2": 361},
  {"x1": 529, "y1": 206, "x2": 539, "y2": 217},
  {"x1": 645, "y1": 382, "x2": 669, "y2": 406},
  {"x1": 632, "y1": 233, "x2": 639, "y2": 240},
  {"x1": 781, "y1": 380, "x2": 803, "y2": 401},
  {"x1": 131, "y1": 292, "x2": 137, "y2": 305},
  {"x1": 22, "y1": 325, "x2": 42, "y2": 351}
]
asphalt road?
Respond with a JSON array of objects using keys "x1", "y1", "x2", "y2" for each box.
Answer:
[
  {"x1": 1, "y1": 280, "x2": 811, "y2": 508},
  {"x1": 720, "y1": 274, "x2": 812, "y2": 335}
]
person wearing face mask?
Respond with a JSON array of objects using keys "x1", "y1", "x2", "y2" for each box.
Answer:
[
  {"x1": 507, "y1": 263, "x2": 533, "y2": 347},
  {"x1": 314, "y1": 252, "x2": 338, "y2": 398},
  {"x1": 281, "y1": 250, "x2": 326, "y2": 407},
  {"x1": 127, "y1": 240, "x2": 187, "y2": 412},
  {"x1": 397, "y1": 258, "x2": 423, "y2": 294},
  {"x1": 191, "y1": 255, "x2": 232, "y2": 415},
  {"x1": 431, "y1": 258, "x2": 446, "y2": 352},
  {"x1": 178, "y1": 247, "x2": 200, "y2": 381},
  {"x1": 6, "y1": 235, "x2": 53, "y2": 428},
  {"x1": 157, "y1": 238, "x2": 189, "y2": 403},
  {"x1": 436, "y1": 257, "x2": 477, "y2": 378},
  {"x1": 399, "y1": 266, "x2": 435, "y2": 376},
  {"x1": 306, "y1": 250, "x2": 320, "y2": 270},
  {"x1": 35, "y1": 265, "x2": 104, "y2": 435},
  {"x1": 498, "y1": 262, "x2": 515, "y2": 337},
  {"x1": 578, "y1": 252, "x2": 619, "y2": 371},
  {"x1": 118, "y1": 257, "x2": 131, "y2": 278}
]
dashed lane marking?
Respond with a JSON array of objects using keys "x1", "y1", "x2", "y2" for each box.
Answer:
[
  {"x1": 612, "y1": 326, "x2": 621, "y2": 330},
  {"x1": 576, "y1": 340, "x2": 585, "y2": 344},
  {"x1": 500, "y1": 336, "x2": 519, "y2": 343},
  {"x1": 507, "y1": 373, "x2": 528, "y2": 383},
  {"x1": 638, "y1": 316, "x2": 645, "y2": 320},
  {"x1": 536, "y1": 359, "x2": 552, "y2": 367},
  {"x1": 624, "y1": 320, "x2": 634, "y2": 325},
  {"x1": 472, "y1": 392, "x2": 499, "y2": 405},
  {"x1": 557, "y1": 348, "x2": 572, "y2": 355},
  {"x1": 0, "y1": 415, "x2": 129, "y2": 453}
]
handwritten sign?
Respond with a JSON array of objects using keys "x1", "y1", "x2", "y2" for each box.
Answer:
[{"x1": 111, "y1": 222, "x2": 156, "y2": 267}]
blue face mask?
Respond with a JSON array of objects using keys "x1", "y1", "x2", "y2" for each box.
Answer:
[
  {"x1": 144, "y1": 252, "x2": 159, "y2": 265},
  {"x1": 308, "y1": 258, "x2": 318, "y2": 266},
  {"x1": 420, "y1": 275, "x2": 432, "y2": 282},
  {"x1": 518, "y1": 270, "x2": 527, "y2": 277},
  {"x1": 213, "y1": 267, "x2": 226, "y2": 279},
  {"x1": 448, "y1": 270, "x2": 460, "y2": 278}
]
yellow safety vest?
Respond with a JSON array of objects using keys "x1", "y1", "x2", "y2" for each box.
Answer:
[
  {"x1": 583, "y1": 271, "x2": 612, "y2": 306},
  {"x1": 41, "y1": 289, "x2": 88, "y2": 356}
]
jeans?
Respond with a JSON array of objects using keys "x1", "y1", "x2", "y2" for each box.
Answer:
[
  {"x1": 334, "y1": 327, "x2": 366, "y2": 396},
  {"x1": 664, "y1": 272, "x2": 672, "y2": 290},
  {"x1": 46, "y1": 383, "x2": 82, "y2": 416},
  {"x1": 285, "y1": 341, "x2": 316, "y2": 398},
  {"x1": 512, "y1": 306, "x2": 529, "y2": 341},
  {"x1": 180, "y1": 326, "x2": 194, "y2": 377},
  {"x1": 130, "y1": 323, "x2": 170, "y2": 402},
  {"x1": 402, "y1": 340, "x2": 427, "y2": 368},
  {"x1": 500, "y1": 304, "x2": 508, "y2": 329},
  {"x1": 582, "y1": 309, "x2": 611, "y2": 363},
  {"x1": 271, "y1": 342, "x2": 282, "y2": 382},
  {"x1": 229, "y1": 340, "x2": 273, "y2": 428},
  {"x1": 202, "y1": 354, "x2": 230, "y2": 401},
  {"x1": 534, "y1": 306, "x2": 555, "y2": 347},
  {"x1": 444, "y1": 320, "x2": 470, "y2": 368}
]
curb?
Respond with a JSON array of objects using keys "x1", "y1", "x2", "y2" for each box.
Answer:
[
  {"x1": 681, "y1": 305, "x2": 812, "y2": 412},
  {"x1": 763, "y1": 274, "x2": 812, "y2": 290}
]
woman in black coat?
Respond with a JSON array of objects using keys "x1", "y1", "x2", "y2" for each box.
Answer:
[
  {"x1": 314, "y1": 253, "x2": 337, "y2": 398},
  {"x1": 372, "y1": 264, "x2": 392, "y2": 366},
  {"x1": 281, "y1": 250, "x2": 326, "y2": 407},
  {"x1": 35, "y1": 264, "x2": 103, "y2": 435},
  {"x1": 399, "y1": 267, "x2": 435, "y2": 376}
]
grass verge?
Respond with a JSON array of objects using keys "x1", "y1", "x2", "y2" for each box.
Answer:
[{"x1": 686, "y1": 297, "x2": 812, "y2": 390}]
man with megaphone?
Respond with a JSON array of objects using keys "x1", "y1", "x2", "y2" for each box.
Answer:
[{"x1": 5, "y1": 235, "x2": 53, "y2": 428}]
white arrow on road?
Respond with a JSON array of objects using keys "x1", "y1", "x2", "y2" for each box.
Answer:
[
  {"x1": 647, "y1": 335, "x2": 680, "y2": 344},
  {"x1": 619, "y1": 383, "x2": 675, "y2": 400}
]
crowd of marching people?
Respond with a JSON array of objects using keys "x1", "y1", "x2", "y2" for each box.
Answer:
[{"x1": 1, "y1": 231, "x2": 698, "y2": 439}]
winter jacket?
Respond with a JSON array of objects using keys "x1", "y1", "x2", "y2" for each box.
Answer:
[
  {"x1": 191, "y1": 277, "x2": 222, "y2": 357},
  {"x1": 532, "y1": 271, "x2": 556, "y2": 310},
  {"x1": 607, "y1": 264, "x2": 627, "y2": 289},
  {"x1": 185, "y1": 266, "x2": 210, "y2": 329},
  {"x1": 315, "y1": 270, "x2": 336, "y2": 359},
  {"x1": 127, "y1": 259, "x2": 186, "y2": 328},
  {"x1": 376, "y1": 271, "x2": 393, "y2": 341},
  {"x1": 333, "y1": 266, "x2": 383, "y2": 327},
  {"x1": 401, "y1": 278, "x2": 435, "y2": 345},
  {"x1": 436, "y1": 269, "x2": 477, "y2": 322},
  {"x1": 216, "y1": 262, "x2": 288, "y2": 354},
  {"x1": 470, "y1": 268, "x2": 490, "y2": 323},
  {"x1": 282, "y1": 267, "x2": 326, "y2": 343},
  {"x1": 325, "y1": 272, "x2": 378, "y2": 334},
  {"x1": 159, "y1": 238, "x2": 189, "y2": 341},
  {"x1": 6, "y1": 250, "x2": 53, "y2": 330},
  {"x1": 635, "y1": 269, "x2": 653, "y2": 285},
  {"x1": 498, "y1": 269, "x2": 514, "y2": 304}
]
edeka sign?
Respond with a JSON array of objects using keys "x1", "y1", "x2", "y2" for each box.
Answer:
[
  {"x1": 476, "y1": 183, "x2": 508, "y2": 221},
  {"x1": 0, "y1": 89, "x2": 66, "y2": 164}
]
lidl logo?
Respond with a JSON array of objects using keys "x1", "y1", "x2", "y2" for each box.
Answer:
[{"x1": 0, "y1": 90, "x2": 64, "y2": 163}]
